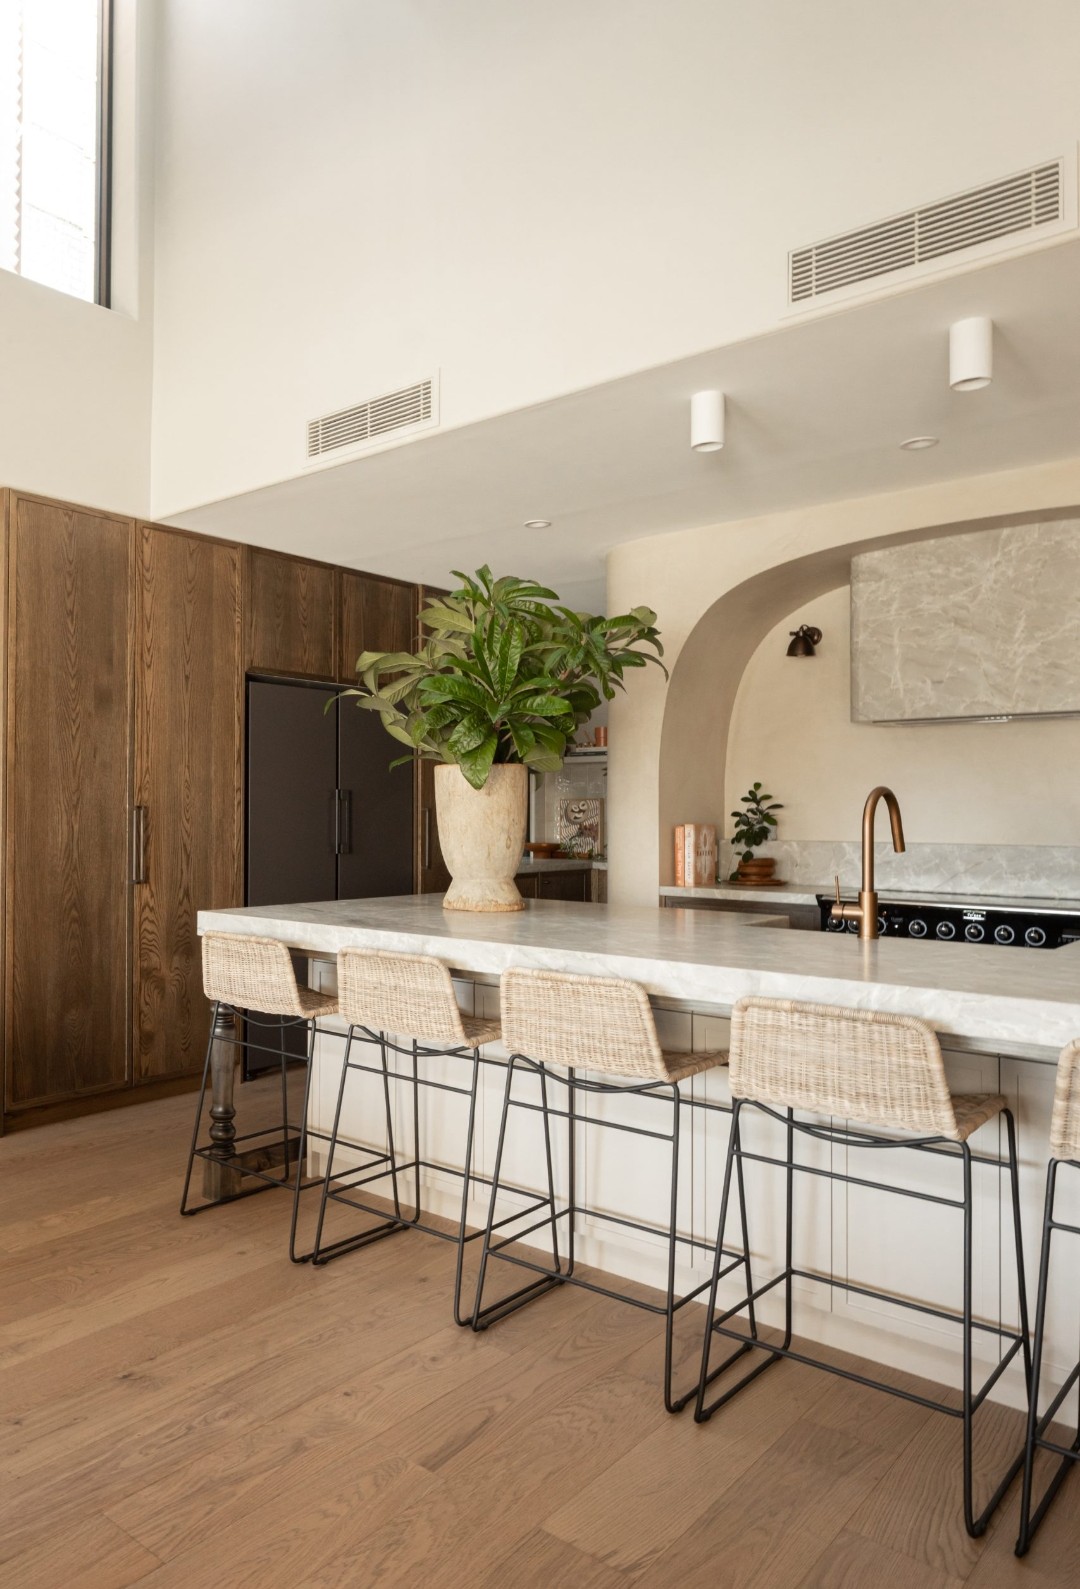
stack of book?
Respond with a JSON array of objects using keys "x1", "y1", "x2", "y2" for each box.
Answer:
[{"x1": 674, "y1": 823, "x2": 718, "y2": 887}]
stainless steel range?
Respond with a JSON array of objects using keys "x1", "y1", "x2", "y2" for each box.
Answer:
[{"x1": 817, "y1": 893, "x2": 1080, "y2": 949}]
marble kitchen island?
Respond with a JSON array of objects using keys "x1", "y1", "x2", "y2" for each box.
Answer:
[{"x1": 197, "y1": 897, "x2": 1080, "y2": 1412}]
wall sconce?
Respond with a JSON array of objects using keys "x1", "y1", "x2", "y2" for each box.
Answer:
[{"x1": 786, "y1": 624, "x2": 822, "y2": 658}]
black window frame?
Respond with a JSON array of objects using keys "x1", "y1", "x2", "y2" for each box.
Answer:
[{"x1": 95, "y1": 0, "x2": 114, "y2": 306}]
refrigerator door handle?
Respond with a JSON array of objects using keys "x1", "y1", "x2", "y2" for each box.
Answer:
[
  {"x1": 332, "y1": 789, "x2": 341, "y2": 854},
  {"x1": 340, "y1": 789, "x2": 353, "y2": 854}
]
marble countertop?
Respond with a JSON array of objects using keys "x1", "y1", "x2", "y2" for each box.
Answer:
[
  {"x1": 660, "y1": 882, "x2": 1080, "y2": 912},
  {"x1": 198, "y1": 896, "x2": 1080, "y2": 1055}
]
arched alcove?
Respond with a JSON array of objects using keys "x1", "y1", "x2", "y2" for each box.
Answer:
[{"x1": 656, "y1": 505, "x2": 1080, "y2": 885}]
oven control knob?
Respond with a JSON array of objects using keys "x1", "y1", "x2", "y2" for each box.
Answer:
[
  {"x1": 964, "y1": 922, "x2": 985, "y2": 942},
  {"x1": 845, "y1": 920, "x2": 859, "y2": 933},
  {"x1": 1025, "y1": 925, "x2": 1047, "y2": 948},
  {"x1": 936, "y1": 920, "x2": 956, "y2": 940},
  {"x1": 994, "y1": 923, "x2": 1015, "y2": 945},
  {"x1": 826, "y1": 916, "x2": 845, "y2": 931},
  {"x1": 909, "y1": 918, "x2": 928, "y2": 938}
]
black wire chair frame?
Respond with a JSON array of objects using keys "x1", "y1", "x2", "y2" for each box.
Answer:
[
  {"x1": 179, "y1": 1002, "x2": 342, "y2": 1264},
  {"x1": 469, "y1": 1052, "x2": 757, "y2": 1414},
  {"x1": 695, "y1": 1096, "x2": 1032, "y2": 1539},
  {"x1": 309, "y1": 1024, "x2": 561, "y2": 1327},
  {"x1": 1015, "y1": 1153, "x2": 1080, "y2": 1556}
]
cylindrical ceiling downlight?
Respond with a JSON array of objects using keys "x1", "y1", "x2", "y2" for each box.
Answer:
[
  {"x1": 690, "y1": 390, "x2": 725, "y2": 452},
  {"x1": 949, "y1": 316, "x2": 993, "y2": 392}
]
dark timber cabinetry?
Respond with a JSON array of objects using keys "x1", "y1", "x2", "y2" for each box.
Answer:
[{"x1": 0, "y1": 491, "x2": 433, "y2": 1131}]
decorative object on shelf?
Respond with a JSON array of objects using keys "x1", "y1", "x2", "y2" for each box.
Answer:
[
  {"x1": 343, "y1": 566, "x2": 664, "y2": 910},
  {"x1": 729, "y1": 782, "x2": 783, "y2": 883},
  {"x1": 558, "y1": 797, "x2": 605, "y2": 859},
  {"x1": 674, "y1": 823, "x2": 719, "y2": 887},
  {"x1": 524, "y1": 841, "x2": 561, "y2": 859},
  {"x1": 786, "y1": 624, "x2": 822, "y2": 658},
  {"x1": 594, "y1": 725, "x2": 608, "y2": 747}
]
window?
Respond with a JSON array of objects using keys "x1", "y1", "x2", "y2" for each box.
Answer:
[{"x1": 0, "y1": 0, "x2": 111, "y2": 305}]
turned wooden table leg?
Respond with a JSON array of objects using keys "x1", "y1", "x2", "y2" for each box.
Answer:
[{"x1": 203, "y1": 1004, "x2": 242, "y2": 1200}]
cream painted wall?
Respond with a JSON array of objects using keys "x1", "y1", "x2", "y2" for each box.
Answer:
[
  {"x1": 0, "y1": 0, "x2": 154, "y2": 515},
  {"x1": 149, "y1": 0, "x2": 1080, "y2": 517},
  {"x1": 606, "y1": 456, "x2": 1080, "y2": 905},
  {"x1": 727, "y1": 585, "x2": 1080, "y2": 846}
]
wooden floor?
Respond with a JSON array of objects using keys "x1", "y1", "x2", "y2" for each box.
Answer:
[{"x1": 1, "y1": 1080, "x2": 1078, "y2": 1589}]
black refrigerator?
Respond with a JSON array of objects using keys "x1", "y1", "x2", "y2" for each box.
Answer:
[{"x1": 245, "y1": 676, "x2": 414, "y2": 1067}]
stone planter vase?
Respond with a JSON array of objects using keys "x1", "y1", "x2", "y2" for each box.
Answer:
[{"x1": 435, "y1": 762, "x2": 528, "y2": 912}]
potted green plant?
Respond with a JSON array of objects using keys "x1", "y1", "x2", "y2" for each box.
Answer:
[
  {"x1": 345, "y1": 567, "x2": 665, "y2": 911},
  {"x1": 729, "y1": 782, "x2": 783, "y2": 884}
]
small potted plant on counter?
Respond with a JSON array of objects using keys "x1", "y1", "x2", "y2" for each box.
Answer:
[
  {"x1": 344, "y1": 567, "x2": 665, "y2": 912},
  {"x1": 729, "y1": 782, "x2": 783, "y2": 884}
]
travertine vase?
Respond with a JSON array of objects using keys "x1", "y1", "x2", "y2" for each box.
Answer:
[{"x1": 435, "y1": 763, "x2": 528, "y2": 912}]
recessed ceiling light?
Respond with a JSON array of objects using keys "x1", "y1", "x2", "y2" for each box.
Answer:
[
  {"x1": 899, "y1": 436, "x2": 939, "y2": 451},
  {"x1": 523, "y1": 519, "x2": 551, "y2": 529}
]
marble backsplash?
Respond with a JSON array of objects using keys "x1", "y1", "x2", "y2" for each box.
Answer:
[{"x1": 720, "y1": 839, "x2": 1080, "y2": 899}]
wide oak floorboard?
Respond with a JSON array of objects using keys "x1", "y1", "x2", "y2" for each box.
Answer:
[{"x1": 1, "y1": 1080, "x2": 1078, "y2": 1586}]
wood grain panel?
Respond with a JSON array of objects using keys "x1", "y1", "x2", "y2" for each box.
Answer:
[
  {"x1": 245, "y1": 548, "x2": 336, "y2": 679},
  {"x1": 338, "y1": 570, "x2": 416, "y2": 681},
  {"x1": 414, "y1": 585, "x2": 451, "y2": 894},
  {"x1": 5, "y1": 496, "x2": 134, "y2": 1109},
  {"x1": 134, "y1": 526, "x2": 243, "y2": 1081}
]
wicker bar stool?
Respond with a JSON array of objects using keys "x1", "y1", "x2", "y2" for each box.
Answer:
[
  {"x1": 470, "y1": 967, "x2": 752, "y2": 1412},
  {"x1": 695, "y1": 995, "x2": 1031, "y2": 1539},
  {"x1": 180, "y1": 932, "x2": 339, "y2": 1263},
  {"x1": 311, "y1": 948, "x2": 557, "y2": 1327},
  {"x1": 1016, "y1": 1038, "x2": 1080, "y2": 1556}
]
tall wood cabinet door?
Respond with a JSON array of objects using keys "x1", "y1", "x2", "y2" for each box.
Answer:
[
  {"x1": 5, "y1": 497, "x2": 134, "y2": 1109},
  {"x1": 246, "y1": 547, "x2": 336, "y2": 679},
  {"x1": 414, "y1": 585, "x2": 451, "y2": 893},
  {"x1": 134, "y1": 527, "x2": 243, "y2": 1081},
  {"x1": 416, "y1": 756, "x2": 451, "y2": 894},
  {"x1": 338, "y1": 571, "x2": 416, "y2": 682}
]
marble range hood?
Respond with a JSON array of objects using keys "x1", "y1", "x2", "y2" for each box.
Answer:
[{"x1": 850, "y1": 518, "x2": 1080, "y2": 723}]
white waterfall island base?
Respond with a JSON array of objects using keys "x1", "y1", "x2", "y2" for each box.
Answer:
[{"x1": 197, "y1": 896, "x2": 1080, "y2": 1412}]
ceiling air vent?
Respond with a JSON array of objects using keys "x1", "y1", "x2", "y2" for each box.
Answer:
[
  {"x1": 307, "y1": 377, "x2": 436, "y2": 459},
  {"x1": 789, "y1": 161, "x2": 1063, "y2": 304}
]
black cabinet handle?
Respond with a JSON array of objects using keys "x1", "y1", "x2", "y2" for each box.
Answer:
[
  {"x1": 131, "y1": 806, "x2": 148, "y2": 884},
  {"x1": 332, "y1": 790, "x2": 341, "y2": 854},
  {"x1": 340, "y1": 790, "x2": 353, "y2": 855}
]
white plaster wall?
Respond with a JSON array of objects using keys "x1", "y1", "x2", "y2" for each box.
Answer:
[
  {"x1": 149, "y1": 0, "x2": 1080, "y2": 516},
  {"x1": 0, "y1": 0, "x2": 155, "y2": 515},
  {"x1": 606, "y1": 456, "x2": 1080, "y2": 905},
  {"x1": 726, "y1": 584, "x2": 1080, "y2": 847}
]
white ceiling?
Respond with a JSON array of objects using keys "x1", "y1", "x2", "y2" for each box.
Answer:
[{"x1": 167, "y1": 239, "x2": 1080, "y2": 611}]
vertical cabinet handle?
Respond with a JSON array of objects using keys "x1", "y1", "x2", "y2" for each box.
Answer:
[
  {"x1": 131, "y1": 806, "x2": 148, "y2": 884},
  {"x1": 422, "y1": 808, "x2": 432, "y2": 870},
  {"x1": 340, "y1": 790, "x2": 352, "y2": 855},
  {"x1": 332, "y1": 790, "x2": 341, "y2": 855}
]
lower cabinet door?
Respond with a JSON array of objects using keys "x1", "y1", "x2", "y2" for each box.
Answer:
[
  {"x1": 133, "y1": 526, "x2": 243, "y2": 1081},
  {"x1": 537, "y1": 868, "x2": 590, "y2": 902}
]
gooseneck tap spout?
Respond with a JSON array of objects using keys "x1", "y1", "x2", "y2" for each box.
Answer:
[{"x1": 831, "y1": 786, "x2": 906, "y2": 942}]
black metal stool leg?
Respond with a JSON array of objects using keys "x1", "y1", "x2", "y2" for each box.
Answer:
[
  {"x1": 567, "y1": 1065, "x2": 577, "y2": 1278},
  {"x1": 451, "y1": 1049, "x2": 482, "y2": 1326},
  {"x1": 663, "y1": 1082, "x2": 681, "y2": 1413},
  {"x1": 312, "y1": 1025, "x2": 355, "y2": 1262},
  {"x1": 288, "y1": 1020, "x2": 318, "y2": 1264},
  {"x1": 382, "y1": 1034, "x2": 404, "y2": 1222},
  {"x1": 1017, "y1": 1159, "x2": 1057, "y2": 1555},
  {"x1": 471, "y1": 1055, "x2": 562, "y2": 1330},
  {"x1": 538, "y1": 1062, "x2": 563, "y2": 1275},
  {"x1": 179, "y1": 1001, "x2": 219, "y2": 1215},
  {"x1": 782, "y1": 1107, "x2": 795, "y2": 1351}
]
